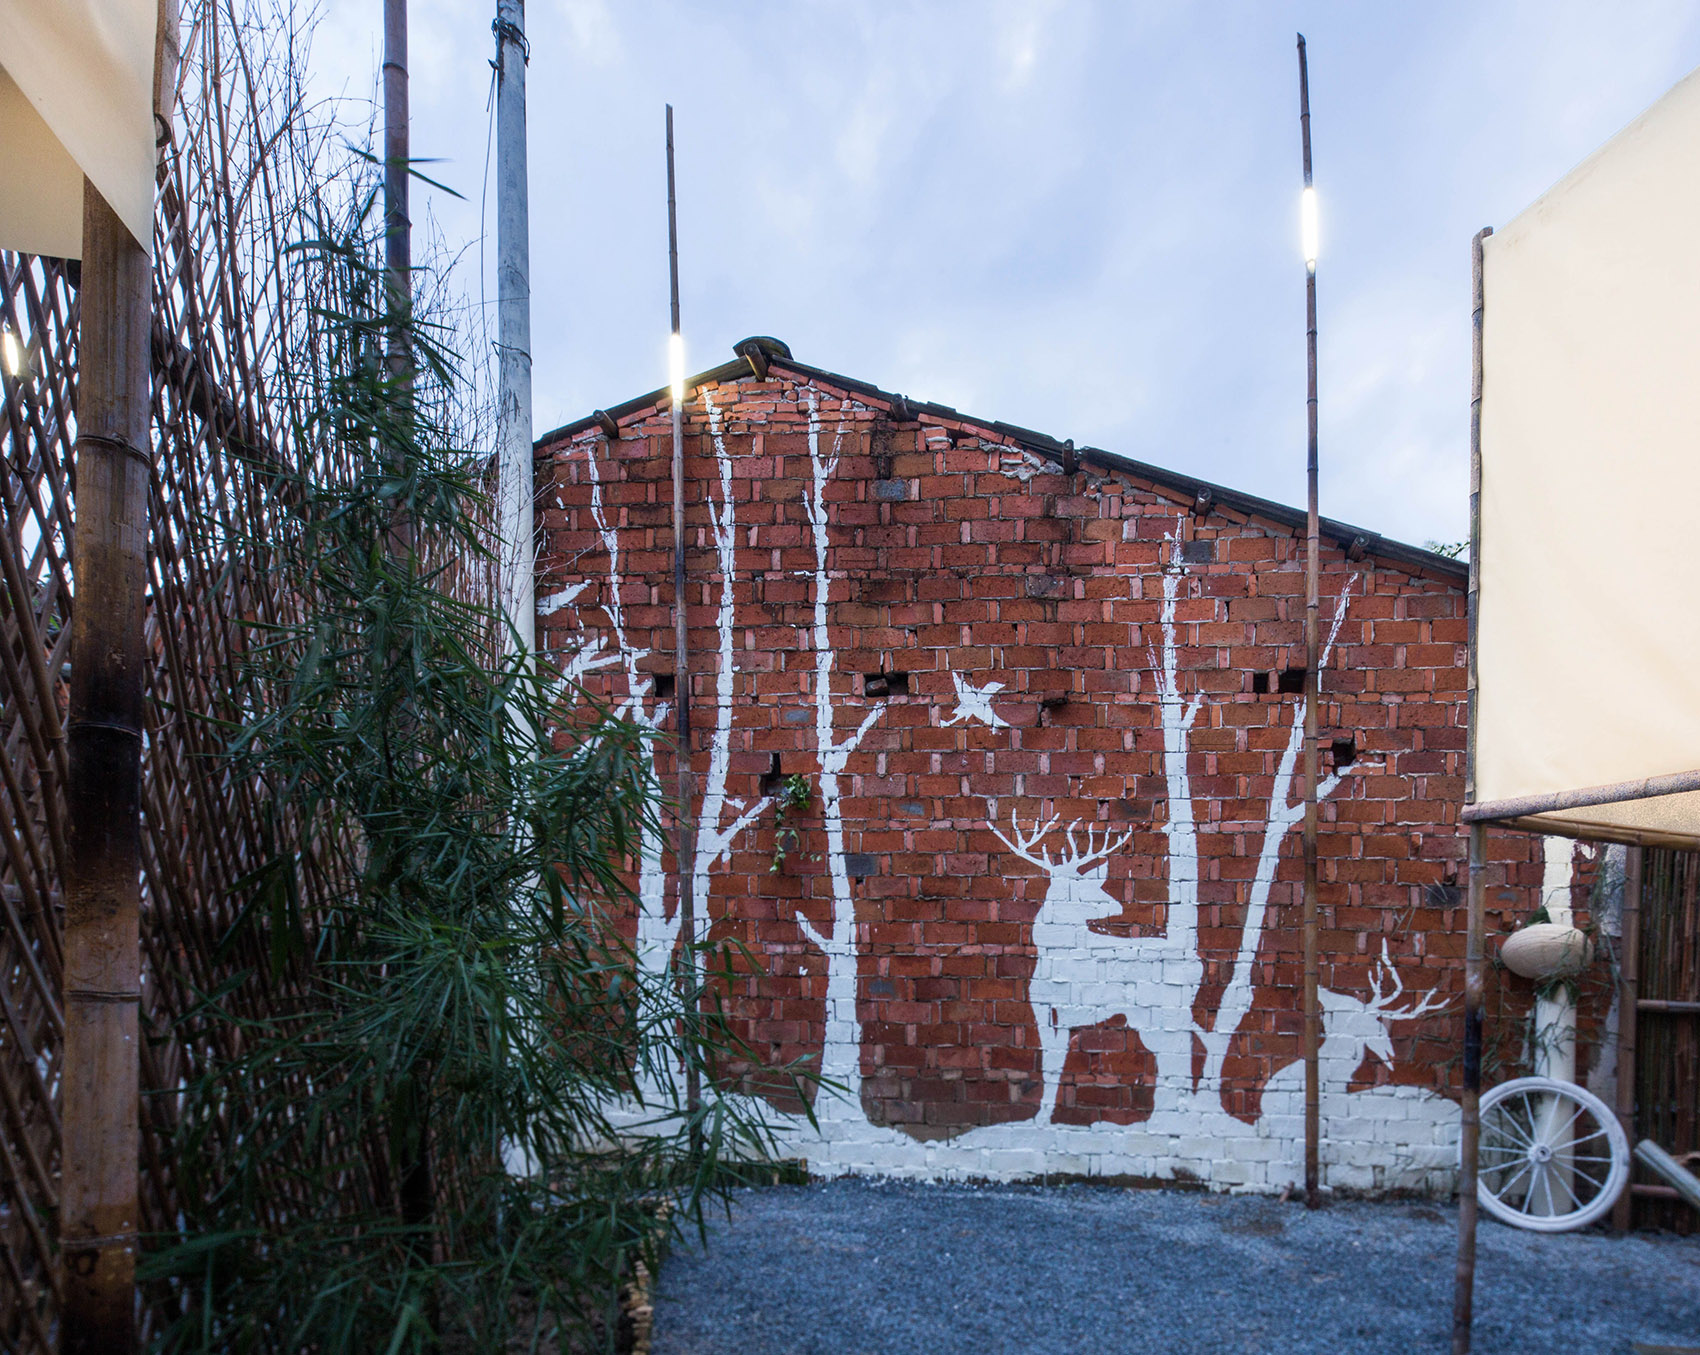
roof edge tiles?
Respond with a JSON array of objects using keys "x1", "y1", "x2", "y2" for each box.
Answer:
[{"x1": 536, "y1": 338, "x2": 1466, "y2": 582}]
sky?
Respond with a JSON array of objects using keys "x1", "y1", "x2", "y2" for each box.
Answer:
[{"x1": 308, "y1": 0, "x2": 1700, "y2": 549}]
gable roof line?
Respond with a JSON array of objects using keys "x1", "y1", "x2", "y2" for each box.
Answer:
[{"x1": 534, "y1": 341, "x2": 1467, "y2": 583}]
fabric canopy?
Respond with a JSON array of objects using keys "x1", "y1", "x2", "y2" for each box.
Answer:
[
  {"x1": 0, "y1": 0, "x2": 158, "y2": 256},
  {"x1": 1475, "y1": 63, "x2": 1700, "y2": 847}
]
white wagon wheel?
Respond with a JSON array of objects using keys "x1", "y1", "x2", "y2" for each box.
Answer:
[{"x1": 1475, "y1": 1076, "x2": 1630, "y2": 1233}]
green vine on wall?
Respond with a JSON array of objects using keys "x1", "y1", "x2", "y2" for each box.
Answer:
[{"x1": 768, "y1": 774, "x2": 814, "y2": 873}]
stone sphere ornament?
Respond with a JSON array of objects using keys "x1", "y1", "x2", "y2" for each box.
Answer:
[{"x1": 1500, "y1": 922, "x2": 1593, "y2": 980}]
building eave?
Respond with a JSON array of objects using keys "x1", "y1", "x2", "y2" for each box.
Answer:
[{"x1": 535, "y1": 340, "x2": 1468, "y2": 584}]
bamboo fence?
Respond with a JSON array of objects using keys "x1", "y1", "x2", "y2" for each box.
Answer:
[
  {"x1": 1628, "y1": 847, "x2": 1700, "y2": 1232},
  {"x1": 0, "y1": 4, "x2": 493, "y2": 1346}
]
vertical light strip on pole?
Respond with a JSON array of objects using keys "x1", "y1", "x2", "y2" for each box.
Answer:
[
  {"x1": 665, "y1": 104, "x2": 702, "y2": 1144},
  {"x1": 1452, "y1": 223, "x2": 1492, "y2": 1355},
  {"x1": 1297, "y1": 31, "x2": 1322, "y2": 1212},
  {"x1": 495, "y1": 0, "x2": 534, "y2": 660}
]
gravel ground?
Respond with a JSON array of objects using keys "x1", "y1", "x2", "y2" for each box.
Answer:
[{"x1": 651, "y1": 1178, "x2": 1700, "y2": 1355}]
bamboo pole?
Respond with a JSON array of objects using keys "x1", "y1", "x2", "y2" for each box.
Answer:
[
  {"x1": 382, "y1": 0, "x2": 414, "y2": 561},
  {"x1": 1297, "y1": 31, "x2": 1322, "y2": 1211},
  {"x1": 60, "y1": 5, "x2": 177, "y2": 1344},
  {"x1": 61, "y1": 177, "x2": 153, "y2": 1355},
  {"x1": 1614, "y1": 844, "x2": 1642, "y2": 1230},
  {"x1": 1451, "y1": 223, "x2": 1492, "y2": 1355},
  {"x1": 666, "y1": 105, "x2": 701, "y2": 1147},
  {"x1": 495, "y1": 0, "x2": 534, "y2": 660},
  {"x1": 382, "y1": 0, "x2": 435, "y2": 1246}
]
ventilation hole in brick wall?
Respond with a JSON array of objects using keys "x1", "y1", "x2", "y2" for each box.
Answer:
[
  {"x1": 653, "y1": 673, "x2": 676, "y2": 700},
  {"x1": 759, "y1": 753, "x2": 785, "y2": 796},
  {"x1": 865, "y1": 671, "x2": 909, "y2": 698},
  {"x1": 1250, "y1": 671, "x2": 1271, "y2": 695},
  {"x1": 1277, "y1": 666, "x2": 1306, "y2": 695},
  {"x1": 1331, "y1": 736, "x2": 1357, "y2": 767}
]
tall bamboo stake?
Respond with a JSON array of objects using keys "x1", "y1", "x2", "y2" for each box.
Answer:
[
  {"x1": 1297, "y1": 31, "x2": 1322, "y2": 1211},
  {"x1": 61, "y1": 179, "x2": 153, "y2": 1355},
  {"x1": 666, "y1": 105, "x2": 701, "y2": 1146},
  {"x1": 1613, "y1": 844, "x2": 1643, "y2": 1231},
  {"x1": 383, "y1": 0, "x2": 410, "y2": 377},
  {"x1": 382, "y1": 0, "x2": 414, "y2": 552},
  {"x1": 1452, "y1": 223, "x2": 1493, "y2": 1355},
  {"x1": 61, "y1": 5, "x2": 177, "y2": 1344},
  {"x1": 382, "y1": 0, "x2": 435, "y2": 1244},
  {"x1": 495, "y1": 0, "x2": 534, "y2": 659}
]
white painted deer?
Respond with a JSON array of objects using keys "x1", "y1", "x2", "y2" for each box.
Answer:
[
  {"x1": 1258, "y1": 940, "x2": 1452, "y2": 1190},
  {"x1": 994, "y1": 814, "x2": 1202, "y2": 1123},
  {"x1": 1316, "y1": 941, "x2": 1448, "y2": 1083}
]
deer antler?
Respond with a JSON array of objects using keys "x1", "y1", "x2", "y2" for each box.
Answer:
[
  {"x1": 1060, "y1": 822, "x2": 1133, "y2": 870},
  {"x1": 991, "y1": 813, "x2": 1062, "y2": 870},
  {"x1": 1367, "y1": 939, "x2": 1449, "y2": 1021}
]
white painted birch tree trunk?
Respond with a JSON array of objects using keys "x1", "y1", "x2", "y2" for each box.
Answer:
[{"x1": 794, "y1": 392, "x2": 883, "y2": 1120}]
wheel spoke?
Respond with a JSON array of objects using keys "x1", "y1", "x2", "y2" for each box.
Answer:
[
  {"x1": 1553, "y1": 1100, "x2": 1587, "y2": 1143},
  {"x1": 1492, "y1": 1158, "x2": 1536, "y2": 1206},
  {"x1": 1494, "y1": 1102, "x2": 1534, "y2": 1147},
  {"x1": 1555, "y1": 1167, "x2": 1583, "y2": 1212},
  {"x1": 1572, "y1": 1160, "x2": 1609, "y2": 1191}
]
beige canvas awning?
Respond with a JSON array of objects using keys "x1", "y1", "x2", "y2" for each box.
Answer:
[
  {"x1": 1471, "y1": 64, "x2": 1700, "y2": 848},
  {"x1": 0, "y1": 0, "x2": 159, "y2": 256}
]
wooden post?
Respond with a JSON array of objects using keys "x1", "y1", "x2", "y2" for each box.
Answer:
[
  {"x1": 1297, "y1": 32, "x2": 1322, "y2": 1211},
  {"x1": 382, "y1": 0, "x2": 415, "y2": 562},
  {"x1": 1614, "y1": 844, "x2": 1642, "y2": 1230},
  {"x1": 61, "y1": 183, "x2": 153, "y2": 1355},
  {"x1": 1451, "y1": 223, "x2": 1492, "y2": 1355},
  {"x1": 381, "y1": 0, "x2": 435, "y2": 1248},
  {"x1": 665, "y1": 105, "x2": 701, "y2": 1147},
  {"x1": 61, "y1": 4, "x2": 177, "y2": 1343}
]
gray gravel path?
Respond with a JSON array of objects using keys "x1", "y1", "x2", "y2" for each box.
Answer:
[{"x1": 652, "y1": 1179, "x2": 1699, "y2": 1354}]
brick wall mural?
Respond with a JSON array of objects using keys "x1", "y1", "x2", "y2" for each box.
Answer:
[{"x1": 536, "y1": 353, "x2": 1596, "y2": 1194}]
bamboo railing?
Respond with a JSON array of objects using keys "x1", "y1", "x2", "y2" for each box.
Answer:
[{"x1": 0, "y1": 5, "x2": 492, "y2": 1345}]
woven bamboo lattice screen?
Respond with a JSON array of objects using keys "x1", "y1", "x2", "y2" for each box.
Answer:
[{"x1": 0, "y1": 5, "x2": 477, "y2": 1344}]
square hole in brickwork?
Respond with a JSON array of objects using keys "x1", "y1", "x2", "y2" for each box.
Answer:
[
  {"x1": 1426, "y1": 882, "x2": 1462, "y2": 909},
  {"x1": 1250, "y1": 671, "x2": 1271, "y2": 695},
  {"x1": 653, "y1": 673, "x2": 676, "y2": 700},
  {"x1": 1277, "y1": 666, "x2": 1306, "y2": 694},
  {"x1": 759, "y1": 753, "x2": 785, "y2": 796},
  {"x1": 1330, "y1": 736, "x2": 1356, "y2": 767},
  {"x1": 865, "y1": 671, "x2": 910, "y2": 698}
]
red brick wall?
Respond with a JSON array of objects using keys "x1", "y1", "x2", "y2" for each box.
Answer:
[{"x1": 537, "y1": 368, "x2": 1597, "y2": 1189}]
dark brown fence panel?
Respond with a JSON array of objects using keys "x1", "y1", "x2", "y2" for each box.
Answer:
[
  {"x1": 1, "y1": 5, "x2": 443, "y2": 1346},
  {"x1": 1629, "y1": 847, "x2": 1700, "y2": 1232}
]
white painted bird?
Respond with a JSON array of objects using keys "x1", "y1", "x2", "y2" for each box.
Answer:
[{"x1": 943, "y1": 669, "x2": 1009, "y2": 728}]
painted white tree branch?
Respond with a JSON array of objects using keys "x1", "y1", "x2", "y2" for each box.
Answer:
[
  {"x1": 579, "y1": 448, "x2": 675, "y2": 982},
  {"x1": 798, "y1": 391, "x2": 886, "y2": 1109},
  {"x1": 687, "y1": 392, "x2": 773, "y2": 945},
  {"x1": 1200, "y1": 581, "x2": 1364, "y2": 1095},
  {"x1": 1140, "y1": 533, "x2": 1207, "y2": 1108}
]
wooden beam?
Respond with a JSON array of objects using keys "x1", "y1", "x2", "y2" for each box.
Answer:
[{"x1": 61, "y1": 179, "x2": 152, "y2": 1355}]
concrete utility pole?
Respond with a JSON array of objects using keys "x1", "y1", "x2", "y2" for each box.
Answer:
[{"x1": 495, "y1": 0, "x2": 534, "y2": 657}]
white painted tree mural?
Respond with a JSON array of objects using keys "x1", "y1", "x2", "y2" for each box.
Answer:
[
  {"x1": 559, "y1": 387, "x2": 1462, "y2": 1190},
  {"x1": 558, "y1": 394, "x2": 769, "y2": 1050},
  {"x1": 793, "y1": 392, "x2": 886, "y2": 1111}
]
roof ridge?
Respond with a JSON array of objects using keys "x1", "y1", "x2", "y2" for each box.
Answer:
[{"x1": 534, "y1": 339, "x2": 1466, "y2": 581}]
